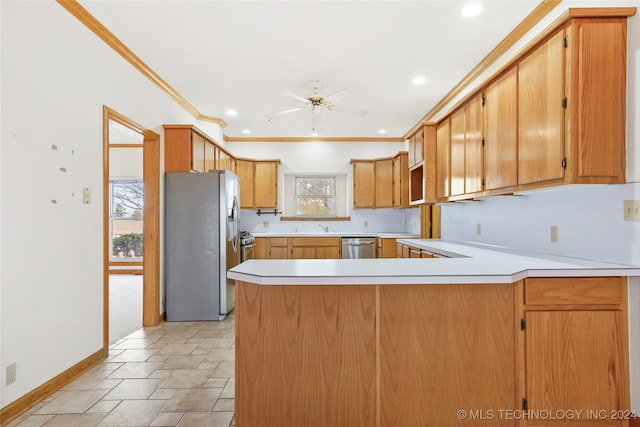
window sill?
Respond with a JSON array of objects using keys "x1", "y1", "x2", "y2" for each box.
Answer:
[{"x1": 280, "y1": 216, "x2": 351, "y2": 222}]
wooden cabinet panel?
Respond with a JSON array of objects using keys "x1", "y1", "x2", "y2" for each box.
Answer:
[
  {"x1": 353, "y1": 161, "x2": 375, "y2": 208},
  {"x1": 518, "y1": 30, "x2": 565, "y2": 185},
  {"x1": 409, "y1": 247, "x2": 421, "y2": 258},
  {"x1": 465, "y1": 94, "x2": 483, "y2": 194},
  {"x1": 191, "y1": 132, "x2": 206, "y2": 172},
  {"x1": 375, "y1": 158, "x2": 394, "y2": 208},
  {"x1": 408, "y1": 127, "x2": 424, "y2": 167},
  {"x1": 291, "y1": 247, "x2": 315, "y2": 259},
  {"x1": 525, "y1": 310, "x2": 626, "y2": 412},
  {"x1": 236, "y1": 283, "x2": 377, "y2": 427},
  {"x1": 269, "y1": 246, "x2": 289, "y2": 259},
  {"x1": 376, "y1": 238, "x2": 397, "y2": 258},
  {"x1": 449, "y1": 108, "x2": 466, "y2": 196},
  {"x1": 525, "y1": 277, "x2": 623, "y2": 305},
  {"x1": 204, "y1": 141, "x2": 215, "y2": 172},
  {"x1": 164, "y1": 127, "x2": 193, "y2": 172},
  {"x1": 235, "y1": 159, "x2": 255, "y2": 209},
  {"x1": 316, "y1": 246, "x2": 341, "y2": 259},
  {"x1": 570, "y1": 20, "x2": 626, "y2": 182},
  {"x1": 436, "y1": 119, "x2": 451, "y2": 199},
  {"x1": 254, "y1": 161, "x2": 279, "y2": 209},
  {"x1": 380, "y1": 284, "x2": 515, "y2": 426},
  {"x1": 392, "y1": 153, "x2": 409, "y2": 208},
  {"x1": 254, "y1": 237, "x2": 268, "y2": 259},
  {"x1": 484, "y1": 67, "x2": 518, "y2": 191}
]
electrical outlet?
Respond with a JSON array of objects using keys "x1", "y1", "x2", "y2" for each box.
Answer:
[
  {"x1": 550, "y1": 225, "x2": 559, "y2": 243},
  {"x1": 364, "y1": 221, "x2": 368, "y2": 228},
  {"x1": 262, "y1": 221, "x2": 269, "y2": 228},
  {"x1": 476, "y1": 223, "x2": 481, "y2": 235},
  {"x1": 82, "y1": 187, "x2": 91, "y2": 204},
  {"x1": 625, "y1": 200, "x2": 640, "y2": 221},
  {"x1": 6, "y1": 363, "x2": 16, "y2": 386}
]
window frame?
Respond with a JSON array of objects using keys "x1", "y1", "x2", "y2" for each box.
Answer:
[{"x1": 294, "y1": 175, "x2": 337, "y2": 217}]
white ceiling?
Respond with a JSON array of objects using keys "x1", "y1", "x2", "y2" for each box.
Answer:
[{"x1": 80, "y1": 1, "x2": 544, "y2": 139}]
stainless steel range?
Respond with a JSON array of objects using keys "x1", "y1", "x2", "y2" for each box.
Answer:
[{"x1": 240, "y1": 231, "x2": 255, "y2": 262}]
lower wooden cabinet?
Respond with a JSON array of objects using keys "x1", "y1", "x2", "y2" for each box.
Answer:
[
  {"x1": 254, "y1": 237, "x2": 341, "y2": 259},
  {"x1": 521, "y1": 277, "x2": 628, "y2": 418},
  {"x1": 236, "y1": 277, "x2": 631, "y2": 426},
  {"x1": 376, "y1": 238, "x2": 397, "y2": 258}
]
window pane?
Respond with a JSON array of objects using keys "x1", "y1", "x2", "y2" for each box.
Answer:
[
  {"x1": 296, "y1": 197, "x2": 335, "y2": 215},
  {"x1": 111, "y1": 180, "x2": 143, "y2": 259},
  {"x1": 296, "y1": 177, "x2": 335, "y2": 196}
]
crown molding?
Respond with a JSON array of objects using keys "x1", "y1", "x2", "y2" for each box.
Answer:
[{"x1": 57, "y1": 0, "x2": 227, "y2": 127}]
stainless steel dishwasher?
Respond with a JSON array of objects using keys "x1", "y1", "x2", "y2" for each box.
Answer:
[{"x1": 341, "y1": 237, "x2": 376, "y2": 259}]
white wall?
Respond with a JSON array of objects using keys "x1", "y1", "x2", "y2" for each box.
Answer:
[
  {"x1": 0, "y1": 1, "x2": 220, "y2": 406},
  {"x1": 230, "y1": 141, "x2": 420, "y2": 234},
  {"x1": 441, "y1": 9, "x2": 640, "y2": 411}
]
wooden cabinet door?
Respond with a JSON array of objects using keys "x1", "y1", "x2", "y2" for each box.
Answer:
[
  {"x1": 191, "y1": 132, "x2": 206, "y2": 172},
  {"x1": 291, "y1": 247, "x2": 315, "y2": 259},
  {"x1": 316, "y1": 246, "x2": 340, "y2": 259},
  {"x1": 353, "y1": 161, "x2": 375, "y2": 208},
  {"x1": 409, "y1": 127, "x2": 424, "y2": 166},
  {"x1": 465, "y1": 94, "x2": 483, "y2": 194},
  {"x1": 518, "y1": 30, "x2": 565, "y2": 185},
  {"x1": 235, "y1": 159, "x2": 255, "y2": 209},
  {"x1": 392, "y1": 153, "x2": 409, "y2": 208},
  {"x1": 254, "y1": 161, "x2": 278, "y2": 209},
  {"x1": 375, "y1": 158, "x2": 394, "y2": 208},
  {"x1": 436, "y1": 119, "x2": 450, "y2": 199},
  {"x1": 204, "y1": 140, "x2": 216, "y2": 172},
  {"x1": 449, "y1": 108, "x2": 465, "y2": 197},
  {"x1": 569, "y1": 19, "x2": 626, "y2": 182},
  {"x1": 269, "y1": 246, "x2": 289, "y2": 259},
  {"x1": 484, "y1": 67, "x2": 518, "y2": 190},
  {"x1": 254, "y1": 237, "x2": 268, "y2": 259},
  {"x1": 525, "y1": 310, "x2": 626, "y2": 412}
]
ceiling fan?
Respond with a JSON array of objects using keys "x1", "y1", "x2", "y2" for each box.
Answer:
[{"x1": 265, "y1": 80, "x2": 368, "y2": 129}]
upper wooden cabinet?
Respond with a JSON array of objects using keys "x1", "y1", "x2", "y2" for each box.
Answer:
[
  {"x1": 375, "y1": 158, "x2": 394, "y2": 208},
  {"x1": 435, "y1": 119, "x2": 450, "y2": 199},
  {"x1": 484, "y1": 66, "x2": 518, "y2": 192},
  {"x1": 253, "y1": 161, "x2": 279, "y2": 209},
  {"x1": 427, "y1": 12, "x2": 631, "y2": 203},
  {"x1": 518, "y1": 30, "x2": 565, "y2": 185},
  {"x1": 235, "y1": 159, "x2": 255, "y2": 209},
  {"x1": 408, "y1": 127, "x2": 424, "y2": 167},
  {"x1": 164, "y1": 124, "x2": 234, "y2": 174},
  {"x1": 353, "y1": 152, "x2": 409, "y2": 209},
  {"x1": 392, "y1": 152, "x2": 410, "y2": 208}
]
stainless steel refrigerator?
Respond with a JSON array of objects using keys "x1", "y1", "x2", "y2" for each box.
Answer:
[{"x1": 165, "y1": 170, "x2": 241, "y2": 321}]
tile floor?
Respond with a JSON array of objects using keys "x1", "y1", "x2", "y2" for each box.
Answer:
[{"x1": 7, "y1": 315, "x2": 236, "y2": 427}]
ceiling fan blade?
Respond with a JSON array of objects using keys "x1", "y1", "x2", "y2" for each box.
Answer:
[
  {"x1": 265, "y1": 107, "x2": 306, "y2": 121},
  {"x1": 323, "y1": 87, "x2": 354, "y2": 102},
  {"x1": 285, "y1": 92, "x2": 310, "y2": 103},
  {"x1": 327, "y1": 104, "x2": 368, "y2": 115}
]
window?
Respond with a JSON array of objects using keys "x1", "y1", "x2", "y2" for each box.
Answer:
[
  {"x1": 295, "y1": 176, "x2": 336, "y2": 216},
  {"x1": 110, "y1": 179, "x2": 143, "y2": 259}
]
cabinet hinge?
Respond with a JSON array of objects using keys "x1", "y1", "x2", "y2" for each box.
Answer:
[
  {"x1": 481, "y1": 178, "x2": 485, "y2": 187},
  {"x1": 562, "y1": 97, "x2": 568, "y2": 109},
  {"x1": 562, "y1": 157, "x2": 567, "y2": 169},
  {"x1": 482, "y1": 138, "x2": 485, "y2": 146},
  {"x1": 481, "y1": 96, "x2": 485, "y2": 106},
  {"x1": 522, "y1": 398, "x2": 528, "y2": 411},
  {"x1": 520, "y1": 318, "x2": 526, "y2": 331},
  {"x1": 563, "y1": 36, "x2": 568, "y2": 48}
]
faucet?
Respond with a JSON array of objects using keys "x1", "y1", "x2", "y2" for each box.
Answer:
[{"x1": 317, "y1": 224, "x2": 329, "y2": 232}]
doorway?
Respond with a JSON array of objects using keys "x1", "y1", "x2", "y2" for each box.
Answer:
[{"x1": 103, "y1": 106, "x2": 160, "y2": 349}]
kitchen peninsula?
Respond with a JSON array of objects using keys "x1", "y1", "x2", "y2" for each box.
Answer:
[{"x1": 229, "y1": 241, "x2": 640, "y2": 427}]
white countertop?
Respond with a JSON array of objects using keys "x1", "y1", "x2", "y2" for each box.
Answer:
[
  {"x1": 252, "y1": 232, "x2": 419, "y2": 238},
  {"x1": 228, "y1": 240, "x2": 640, "y2": 285}
]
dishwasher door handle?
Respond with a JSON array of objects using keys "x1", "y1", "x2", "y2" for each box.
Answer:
[{"x1": 345, "y1": 241, "x2": 375, "y2": 246}]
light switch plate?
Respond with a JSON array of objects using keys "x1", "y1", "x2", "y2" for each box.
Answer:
[{"x1": 550, "y1": 225, "x2": 559, "y2": 243}]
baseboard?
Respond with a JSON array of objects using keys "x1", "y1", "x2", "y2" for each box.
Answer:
[{"x1": 0, "y1": 348, "x2": 107, "y2": 426}]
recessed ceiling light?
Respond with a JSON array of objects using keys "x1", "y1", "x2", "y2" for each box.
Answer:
[
  {"x1": 310, "y1": 132, "x2": 319, "y2": 137},
  {"x1": 378, "y1": 129, "x2": 387, "y2": 134},
  {"x1": 461, "y1": 3, "x2": 482, "y2": 17},
  {"x1": 241, "y1": 129, "x2": 251, "y2": 134},
  {"x1": 225, "y1": 109, "x2": 238, "y2": 117},
  {"x1": 412, "y1": 76, "x2": 427, "y2": 85}
]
